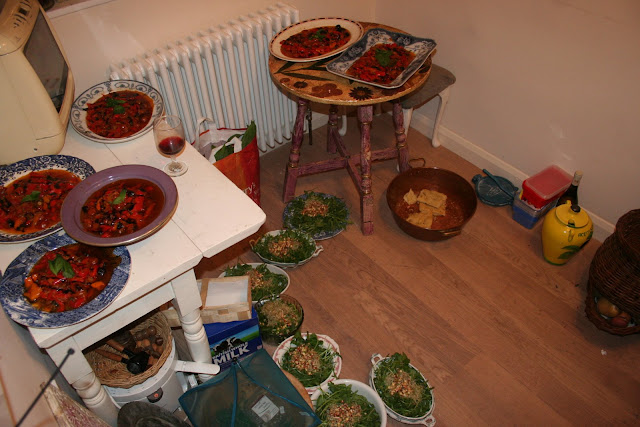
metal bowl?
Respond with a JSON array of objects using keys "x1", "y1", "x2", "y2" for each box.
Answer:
[{"x1": 386, "y1": 167, "x2": 477, "y2": 241}]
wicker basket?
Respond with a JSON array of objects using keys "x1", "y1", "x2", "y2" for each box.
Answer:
[
  {"x1": 85, "y1": 311, "x2": 173, "y2": 388},
  {"x1": 585, "y1": 209, "x2": 640, "y2": 335}
]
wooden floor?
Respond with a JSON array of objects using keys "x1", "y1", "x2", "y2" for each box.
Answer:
[{"x1": 194, "y1": 116, "x2": 640, "y2": 426}]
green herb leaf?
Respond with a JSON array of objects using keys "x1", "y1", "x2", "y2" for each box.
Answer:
[
  {"x1": 112, "y1": 105, "x2": 126, "y2": 114},
  {"x1": 241, "y1": 121, "x2": 257, "y2": 149},
  {"x1": 375, "y1": 48, "x2": 394, "y2": 67},
  {"x1": 21, "y1": 191, "x2": 41, "y2": 202},
  {"x1": 309, "y1": 29, "x2": 327, "y2": 41},
  {"x1": 111, "y1": 189, "x2": 127, "y2": 205},
  {"x1": 106, "y1": 97, "x2": 125, "y2": 107},
  {"x1": 48, "y1": 255, "x2": 75, "y2": 278},
  {"x1": 214, "y1": 144, "x2": 235, "y2": 162}
]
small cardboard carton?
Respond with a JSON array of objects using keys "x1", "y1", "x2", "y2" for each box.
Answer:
[
  {"x1": 161, "y1": 276, "x2": 252, "y2": 326},
  {"x1": 204, "y1": 307, "x2": 263, "y2": 371}
]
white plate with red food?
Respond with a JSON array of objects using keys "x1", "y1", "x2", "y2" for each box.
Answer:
[
  {"x1": 0, "y1": 232, "x2": 131, "y2": 328},
  {"x1": 61, "y1": 165, "x2": 178, "y2": 247},
  {"x1": 269, "y1": 17, "x2": 363, "y2": 62},
  {"x1": 70, "y1": 80, "x2": 164, "y2": 143},
  {"x1": 326, "y1": 28, "x2": 437, "y2": 89},
  {"x1": 0, "y1": 155, "x2": 96, "y2": 244}
]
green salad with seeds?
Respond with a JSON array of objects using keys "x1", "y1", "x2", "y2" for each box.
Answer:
[
  {"x1": 315, "y1": 382, "x2": 380, "y2": 426},
  {"x1": 373, "y1": 352, "x2": 433, "y2": 418},
  {"x1": 252, "y1": 229, "x2": 316, "y2": 264},
  {"x1": 284, "y1": 191, "x2": 350, "y2": 239},
  {"x1": 224, "y1": 263, "x2": 288, "y2": 301},
  {"x1": 281, "y1": 332, "x2": 340, "y2": 388}
]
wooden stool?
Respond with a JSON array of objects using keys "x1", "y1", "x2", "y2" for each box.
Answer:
[{"x1": 400, "y1": 64, "x2": 456, "y2": 147}]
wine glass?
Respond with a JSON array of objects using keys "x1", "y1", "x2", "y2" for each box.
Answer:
[{"x1": 153, "y1": 115, "x2": 188, "y2": 176}]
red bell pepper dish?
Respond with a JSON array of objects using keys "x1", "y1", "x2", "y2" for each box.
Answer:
[
  {"x1": 23, "y1": 244, "x2": 121, "y2": 313},
  {"x1": 280, "y1": 25, "x2": 351, "y2": 59},
  {"x1": 346, "y1": 43, "x2": 416, "y2": 85},
  {"x1": 80, "y1": 179, "x2": 164, "y2": 238},
  {"x1": 0, "y1": 170, "x2": 81, "y2": 235},
  {"x1": 86, "y1": 90, "x2": 154, "y2": 139}
]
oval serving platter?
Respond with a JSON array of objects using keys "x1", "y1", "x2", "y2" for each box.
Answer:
[
  {"x1": 61, "y1": 165, "x2": 178, "y2": 247},
  {"x1": 283, "y1": 192, "x2": 349, "y2": 240},
  {"x1": 270, "y1": 17, "x2": 363, "y2": 62},
  {"x1": 70, "y1": 80, "x2": 164, "y2": 143},
  {"x1": 0, "y1": 155, "x2": 96, "y2": 244},
  {"x1": 326, "y1": 28, "x2": 437, "y2": 89},
  {"x1": 0, "y1": 232, "x2": 131, "y2": 328}
]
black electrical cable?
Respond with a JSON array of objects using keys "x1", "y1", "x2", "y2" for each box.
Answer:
[{"x1": 15, "y1": 348, "x2": 75, "y2": 427}]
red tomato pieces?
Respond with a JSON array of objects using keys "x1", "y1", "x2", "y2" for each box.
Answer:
[
  {"x1": 86, "y1": 90, "x2": 154, "y2": 139},
  {"x1": 346, "y1": 43, "x2": 416, "y2": 85},
  {"x1": 24, "y1": 244, "x2": 120, "y2": 313},
  {"x1": 280, "y1": 25, "x2": 351, "y2": 59},
  {"x1": 80, "y1": 179, "x2": 164, "y2": 238},
  {"x1": 0, "y1": 170, "x2": 81, "y2": 235}
]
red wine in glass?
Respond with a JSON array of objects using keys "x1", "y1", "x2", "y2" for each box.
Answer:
[
  {"x1": 153, "y1": 115, "x2": 188, "y2": 176},
  {"x1": 158, "y1": 136, "x2": 185, "y2": 156}
]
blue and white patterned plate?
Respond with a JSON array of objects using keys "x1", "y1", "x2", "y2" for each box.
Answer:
[
  {"x1": 0, "y1": 232, "x2": 131, "y2": 328},
  {"x1": 326, "y1": 28, "x2": 437, "y2": 89},
  {"x1": 0, "y1": 155, "x2": 96, "y2": 244},
  {"x1": 71, "y1": 80, "x2": 164, "y2": 143}
]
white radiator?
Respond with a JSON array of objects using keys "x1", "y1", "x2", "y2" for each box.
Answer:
[{"x1": 108, "y1": 3, "x2": 299, "y2": 151}]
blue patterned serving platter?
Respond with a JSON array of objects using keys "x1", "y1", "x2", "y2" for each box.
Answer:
[
  {"x1": 0, "y1": 155, "x2": 96, "y2": 244},
  {"x1": 326, "y1": 28, "x2": 437, "y2": 89},
  {"x1": 71, "y1": 80, "x2": 164, "y2": 143},
  {"x1": 0, "y1": 232, "x2": 130, "y2": 328}
]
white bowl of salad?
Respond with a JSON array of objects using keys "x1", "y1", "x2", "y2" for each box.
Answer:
[
  {"x1": 311, "y1": 379, "x2": 387, "y2": 426},
  {"x1": 369, "y1": 353, "x2": 435, "y2": 426},
  {"x1": 273, "y1": 332, "x2": 342, "y2": 395},
  {"x1": 219, "y1": 262, "x2": 290, "y2": 303}
]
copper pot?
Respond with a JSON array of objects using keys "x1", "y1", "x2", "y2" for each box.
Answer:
[{"x1": 386, "y1": 167, "x2": 477, "y2": 241}]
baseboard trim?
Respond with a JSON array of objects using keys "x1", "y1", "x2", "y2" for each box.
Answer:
[{"x1": 410, "y1": 112, "x2": 614, "y2": 243}]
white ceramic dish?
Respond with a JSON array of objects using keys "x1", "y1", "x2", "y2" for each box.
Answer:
[
  {"x1": 326, "y1": 28, "x2": 437, "y2": 89},
  {"x1": 310, "y1": 379, "x2": 387, "y2": 426},
  {"x1": 270, "y1": 17, "x2": 363, "y2": 62},
  {"x1": 70, "y1": 80, "x2": 164, "y2": 143},
  {"x1": 251, "y1": 230, "x2": 323, "y2": 268},
  {"x1": 272, "y1": 333, "x2": 342, "y2": 395},
  {"x1": 369, "y1": 353, "x2": 435, "y2": 426},
  {"x1": 218, "y1": 262, "x2": 290, "y2": 303}
]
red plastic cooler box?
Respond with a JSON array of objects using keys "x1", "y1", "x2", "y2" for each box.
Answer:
[{"x1": 521, "y1": 165, "x2": 571, "y2": 209}]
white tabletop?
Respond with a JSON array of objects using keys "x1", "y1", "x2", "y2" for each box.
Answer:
[{"x1": 0, "y1": 126, "x2": 266, "y2": 349}]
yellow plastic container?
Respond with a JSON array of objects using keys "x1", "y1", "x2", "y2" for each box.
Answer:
[{"x1": 541, "y1": 201, "x2": 593, "y2": 265}]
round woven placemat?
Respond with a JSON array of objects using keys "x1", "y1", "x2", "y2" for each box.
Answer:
[{"x1": 85, "y1": 311, "x2": 173, "y2": 388}]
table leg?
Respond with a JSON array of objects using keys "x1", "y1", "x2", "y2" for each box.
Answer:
[
  {"x1": 283, "y1": 98, "x2": 309, "y2": 203},
  {"x1": 392, "y1": 102, "x2": 410, "y2": 172},
  {"x1": 357, "y1": 105, "x2": 374, "y2": 235},
  {"x1": 327, "y1": 105, "x2": 339, "y2": 154},
  {"x1": 48, "y1": 340, "x2": 118, "y2": 426},
  {"x1": 171, "y1": 269, "x2": 214, "y2": 382}
]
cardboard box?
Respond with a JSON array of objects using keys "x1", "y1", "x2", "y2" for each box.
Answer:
[
  {"x1": 204, "y1": 307, "x2": 263, "y2": 371},
  {"x1": 161, "y1": 277, "x2": 252, "y2": 327}
]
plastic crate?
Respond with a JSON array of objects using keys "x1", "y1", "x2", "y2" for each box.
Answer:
[
  {"x1": 512, "y1": 194, "x2": 555, "y2": 229},
  {"x1": 521, "y1": 165, "x2": 571, "y2": 209}
]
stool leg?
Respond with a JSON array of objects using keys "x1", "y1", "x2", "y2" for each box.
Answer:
[
  {"x1": 403, "y1": 107, "x2": 413, "y2": 135},
  {"x1": 392, "y1": 102, "x2": 410, "y2": 173},
  {"x1": 328, "y1": 105, "x2": 339, "y2": 154},
  {"x1": 358, "y1": 105, "x2": 374, "y2": 235},
  {"x1": 431, "y1": 86, "x2": 451, "y2": 148},
  {"x1": 283, "y1": 98, "x2": 308, "y2": 203}
]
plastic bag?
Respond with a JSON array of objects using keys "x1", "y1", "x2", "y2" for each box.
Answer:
[
  {"x1": 194, "y1": 118, "x2": 260, "y2": 206},
  {"x1": 179, "y1": 349, "x2": 320, "y2": 426}
]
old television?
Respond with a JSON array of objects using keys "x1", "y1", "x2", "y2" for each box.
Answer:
[{"x1": 0, "y1": 0, "x2": 74, "y2": 165}]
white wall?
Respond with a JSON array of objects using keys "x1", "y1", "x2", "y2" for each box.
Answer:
[{"x1": 376, "y1": 0, "x2": 640, "y2": 239}]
